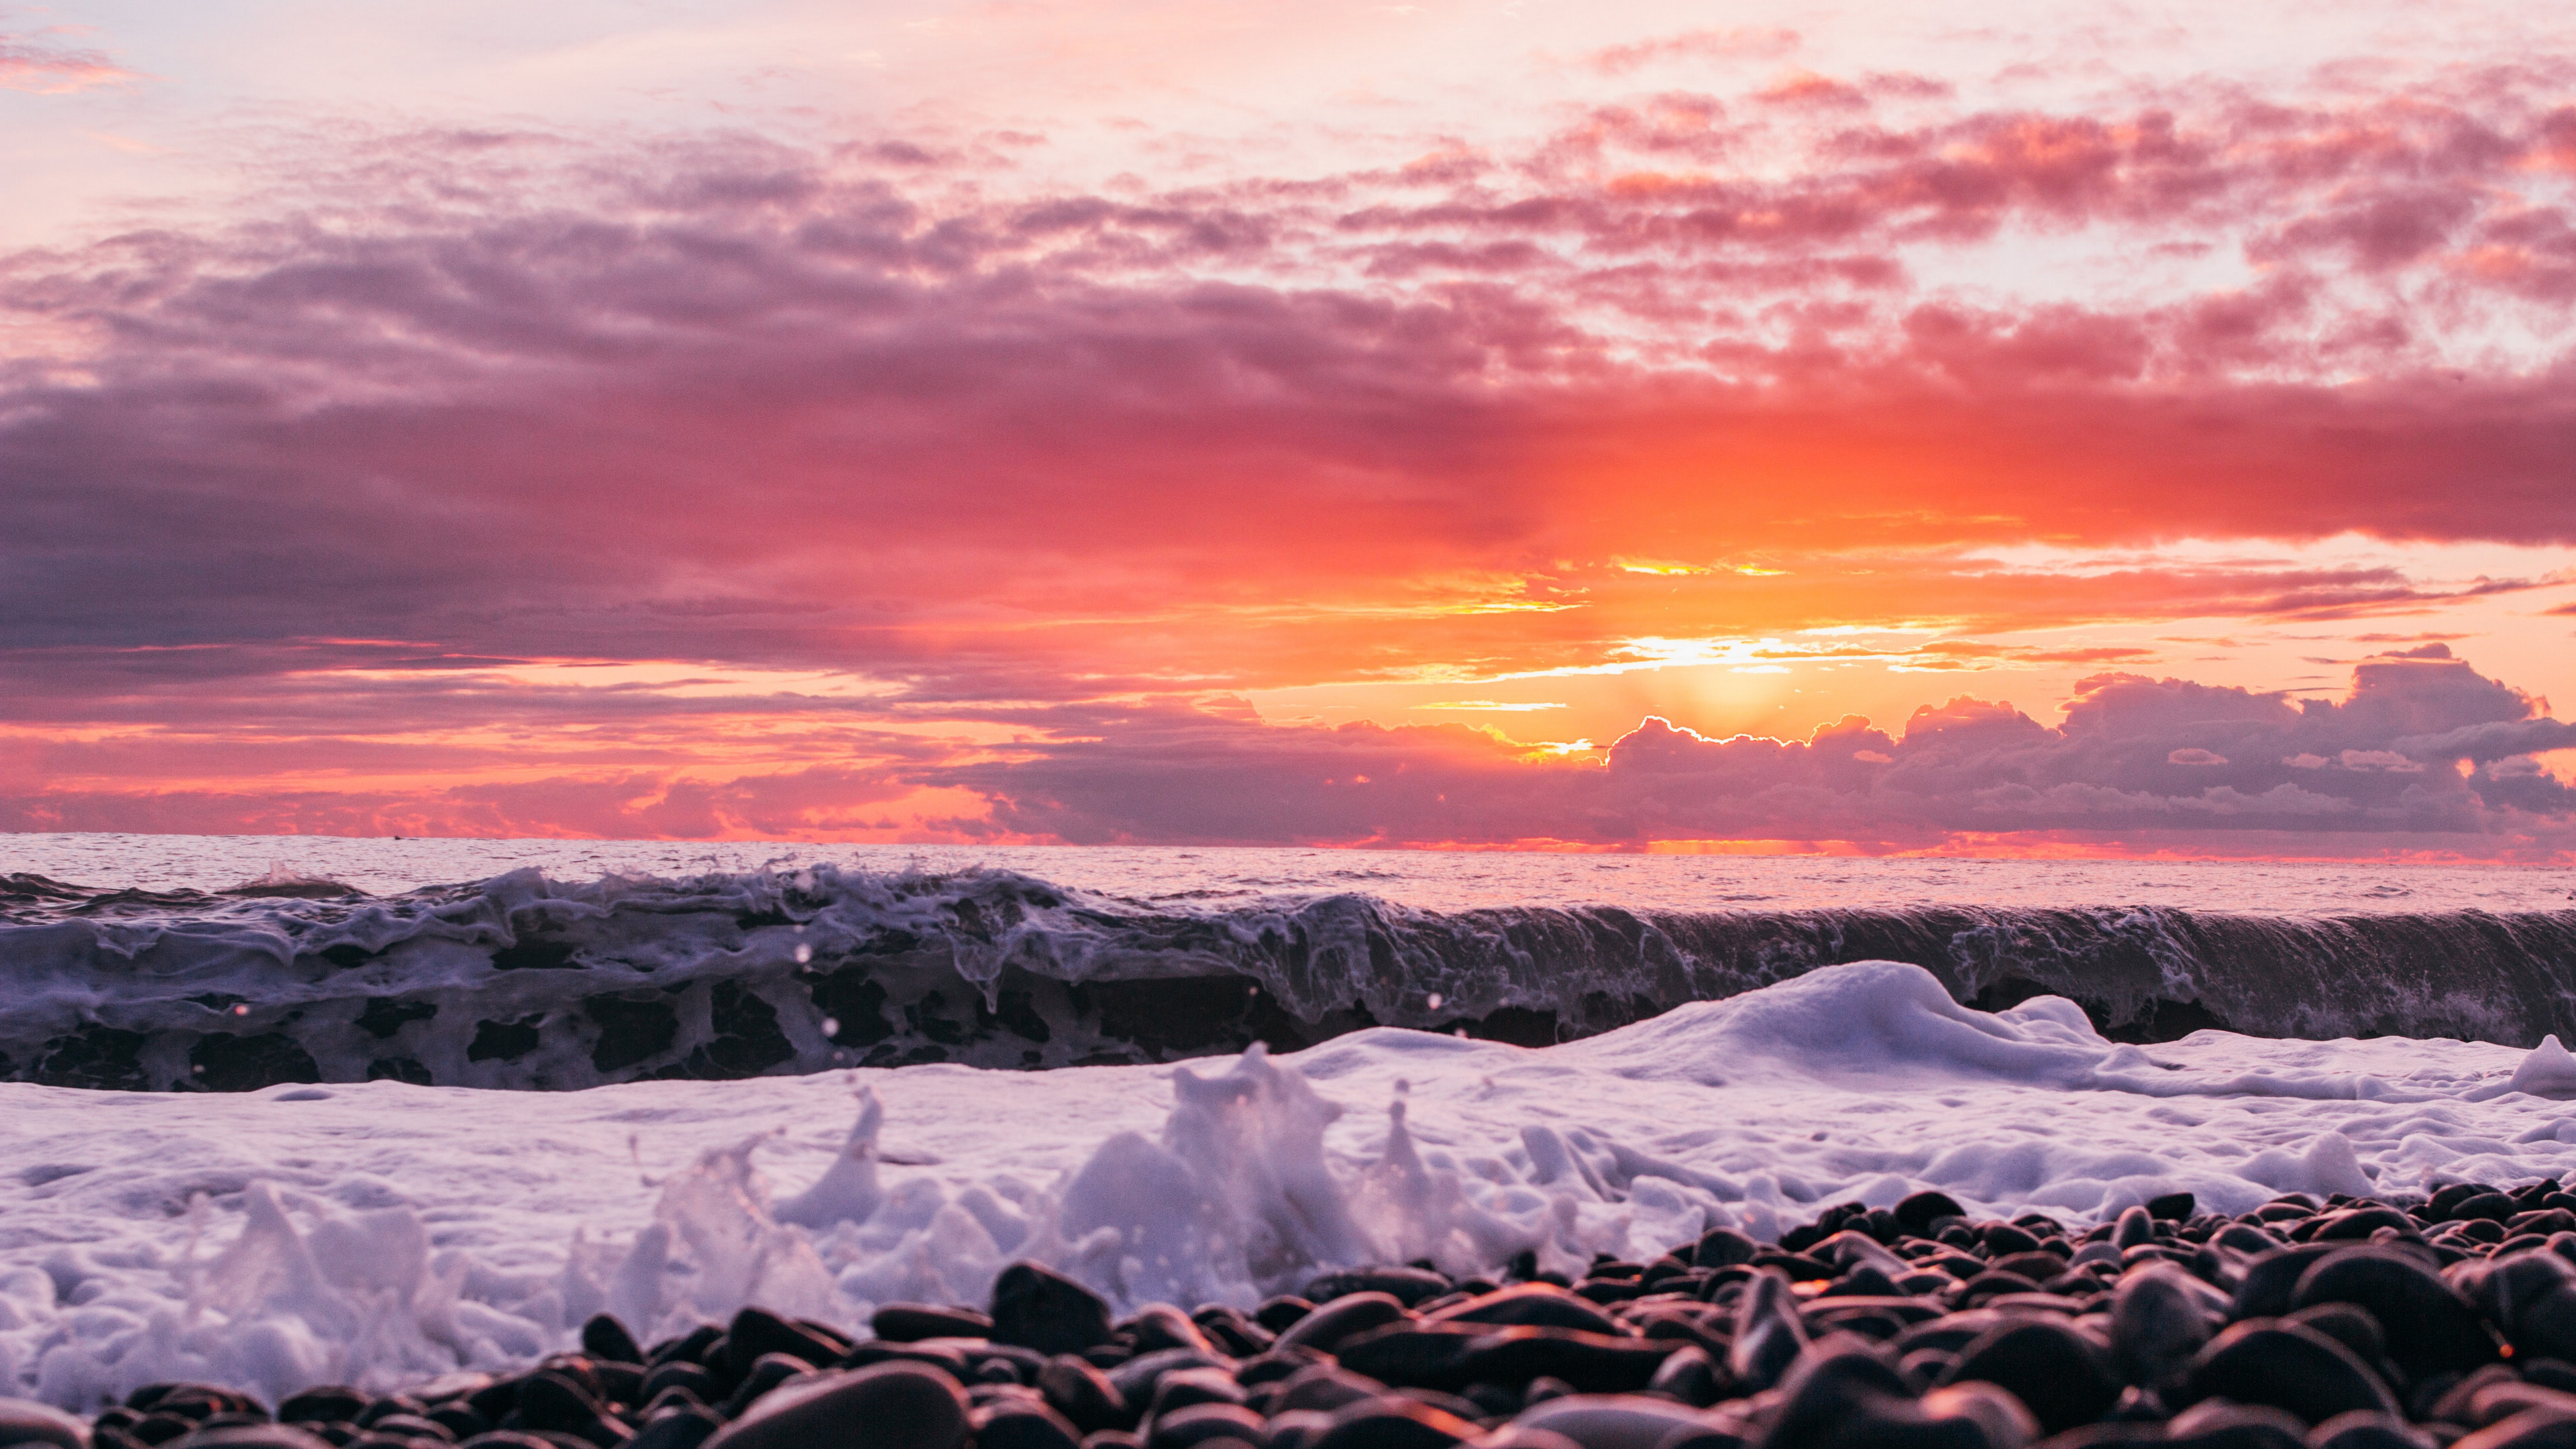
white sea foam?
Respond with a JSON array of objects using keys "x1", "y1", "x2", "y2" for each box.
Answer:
[{"x1": 7, "y1": 960, "x2": 2576, "y2": 1411}]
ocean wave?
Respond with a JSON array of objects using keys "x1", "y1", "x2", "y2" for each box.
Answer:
[{"x1": 3, "y1": 863, "x2": 2575, "y2": 1091}]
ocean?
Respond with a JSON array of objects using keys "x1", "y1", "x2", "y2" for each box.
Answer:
[{"x1": 5, "y1": 836, "x2": 2576, "y2": 1409}]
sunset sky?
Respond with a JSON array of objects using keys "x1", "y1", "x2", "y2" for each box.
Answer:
[{"x1": 3, "y1": 0, "x2": 2573, "y2": 855}]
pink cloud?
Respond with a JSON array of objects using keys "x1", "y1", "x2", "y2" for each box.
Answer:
[
  {"x1": 0, "y1": 29, "x2": 131, "y2": 94},
  {"x1": 1584, "y1": 28, "x2": 1800, "y2": 76},
  {"x1": 0, "y1": 59, "x2": 2571, "y2": 848}
]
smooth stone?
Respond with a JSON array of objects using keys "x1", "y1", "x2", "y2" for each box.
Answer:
[
  {"x1": 1232, "y1": 1350, "x2": 1326, "y2": 1389},
  {"x1": 1036, "y1": 1358, "x2": 1128, "y2": 1434},
  {"x1": 1644, "y1": 1346, "x2": 1723, "y2": 1408},
  {"x1": 1126, "y1": 1307, "x2": 1214, "y2": 1357},
  {"x1": 1468, "y1": 1432, "x2": 1585, "y2": 1449},
  {"x1": 2293, "y1": 1248, "x2": 2496, "y2": 1378},
  {"x1": 280, "y1": 1395, "x2": 370, "y2": 1429},
  {"x1": 723, "y1": 1310, "x2": 845, "y2": 1378},
  {"x1": 1941, "y1": 1317, "x2": 2121, "y2": 1435},
  {"x1": 704, "y1": 1362, "x2": 968, "y2": 1449},
  {"x1": 1917, "y1": 1383, "x2": 2039, "y2": 1449},
  {"x1": 839, "y1": 1344, "x2": 973, "y2": 1378},
  {"x1": 1896, "y1": 1193, "x2": 1970, "y2": 1238},
  {"x1": 1693, "y1": 1230, "x2": 1760, "y2": 1271},
  {"x1": 1274, "y1": 1368, "x2": 1387, "y2": 1417},
  {"x1": 1262, "y1": 1413, "x2": 1336, "y2": 1449},
  {"x1": 2451, "y1": 1410, "x2": 2576, "y2": 1448},
  {"x1": 1391, "y1": 1326, "x2": 1676, "y2": 1395},
  {"x1": 623, "y1": 1412, "x2": 720, "y2": 1449},
  {"x1": 1185, "y1": 1311, "x2": 1269, "y2": 1360},
  {"x1": 2110, "y1": 1265, "x2": 2216, "y2": 1392},
  {"x1": 164, "y1": 1433, "x2": 334, "y2": 1449},
  {"x1": 637, "y1": 1367, "x2": 714, "y2": 1409},
  {"x1": 1424, "y1": 1286, "x2": 1619, "y2": 1336},
  {"x1": 583, "y1": 1318, "x2": 646, "y2": 1368},
  {"x1": 514, "y1": 1375, "x2": 608, "y2": 1434},
  {"x1": 135, "y1": 1389, "x2": 264, "y2": 1419},
  {"x1": 2227, "y1": 1247, "x2": 2341, "y2": 1322},
  {"x1": 1726, "y1": 1272, "x2": 1809, "y2": 1393},
  {"x1": 993, "y1": 1265, "x2": 1117, "y2": 1358},
  {"x1": 875, "y1": 1307, "x2": 996, "y2": 1344},
  {"x1": 2147, "y1": 1193, "x2": 2196, "y2": 1222},
  {"x1": 1766, "y1": 1338, "x2": 1917, "y2": 1448},
  {"x1": 1140, "y1": 1404, "x2": 1265, "y2": 1449},
  {"x1": 2161, "y1": 1400, "x2": 2308, "y2": 1449},
  {"x1": 0, "y1": 1399, "x2": 87, "y2": 1449},
  {"x1": 718, "y1": 1357, "x2": 813, "y2": 1418},
  {"x1": 2285, "y1": 1304, "x2": 2388, "y2": 1371},
  {"x1": 2307, "y1": 1411, "x2": 2435, "y2": 1449},
  {"x1": 2467, "y1": 1384, "x2": 2576, "y2": 1429},
  {"x1": 1277, "y1": 1295, "x2": 1411, "y2": 1354},
  {"x1": 1513, "y1": 1395, "x2": 1711, "y2": 1449},
  {"x1": 1257, "y1": 1299, "x2": 1315, "y2": 1333},
  {"x1": 2108, "y1": 1208, "x2": 2156, "y2": 1250},
  {"x1": 1143, "y1": 1371, "x2": 1242, "y2": 1420},
  {"x1": 2182, "y1": 1322, "x2": 2400, "y2": 1426},
  {"x1": 2459, "y1": 1252, "x2": 2576, "y2": 1362},
  {"x1": 1302, "y1": 1399, "x2": 1474, "y2": 1449},
  {"x1": 971, "y1": 1405, "x2": 1083, "y2": 1449},
  {"x1": 1105, "y1": 1350, "x2": 1232, "y2": 1408}
]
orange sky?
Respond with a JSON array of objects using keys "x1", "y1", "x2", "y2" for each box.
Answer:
[{"x1": 1, "y1": 0, "x2": 2571, "y2": 854}]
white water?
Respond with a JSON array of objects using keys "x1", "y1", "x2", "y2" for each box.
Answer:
[{"x1": 9, "y1": 959, "x2": 2576, "y2": 1412}]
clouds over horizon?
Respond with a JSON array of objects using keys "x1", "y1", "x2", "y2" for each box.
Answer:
[
  {"x1": 1, "y1": 21, "x2": 2573, "y2": 852},
  {"x1": 7, "y1": 649, "x2": 2573, "y2": 857},
  {"x1": 930, "y1": 649, "x2": 2576, "y2": 854}
]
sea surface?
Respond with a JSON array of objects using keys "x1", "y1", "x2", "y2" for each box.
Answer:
[
  {"x1": 8, "y1": 835, "x2": 2576, "y2": 1408},
  {"x1": 3, "y1": 835, "x2": 2574, "y2": 1091},
  {"x1": 7, "y1": 831, "x2": 2575, "y2": 912}
]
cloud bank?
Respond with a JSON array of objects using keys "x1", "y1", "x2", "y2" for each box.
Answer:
[
  {"x1": 0, "y1": 36, "x2": 2571, "y2": 853},
  {"x1": 932, "y1": 650, "x2": 2576, "y2": 853}
]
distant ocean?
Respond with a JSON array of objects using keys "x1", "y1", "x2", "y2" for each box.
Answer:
[{"x1": 5, "y1": 833, "x2": 2573, "y2": 1091}]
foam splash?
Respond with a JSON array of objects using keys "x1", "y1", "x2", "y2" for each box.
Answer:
[{"x1": 11, "y1": 960, "x2": 2576, "y2": 1411}]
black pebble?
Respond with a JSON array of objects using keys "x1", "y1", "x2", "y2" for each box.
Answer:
[
  {"x1": 2183, "y1": 1321, "x2": 2400, "y2": 1426},
  {"x1": 279, "y1": 1394, "x2": 369, "y2": 1428},
  {"x1": 992, "y1": 1264, "x2": 1118, "y2": 1357},
  {"x1": 1036, "y1": 1355, "x2": 1129, "y2": 1434},
  {"x1": 1941, "y1": 1318, "x2": 2122, "y2": 1434},
  {"x1": 970, "y1": 1403, "x2": 1083, "y2": 1449},
  {"x1": 1727, "y1": 1271, "x2": 1809, "y2": 1393},
  {"x1": 875, "y1": 1305, "x2": 998, "y2": 1344},
  {"x1": 582, "y1": 1317, "x2": 645, "y2": 1368},
  {"x1": 702, "y1": 1361, "x2": 967, "y2": 1449},
  {"x1": 2292, "y1": 1248, "x2": 2497, "y2": 1379},
  {"x1": 1302, "y1": 1399, "x2": 1474, "y2": 1449},
  {"x1": 723, "y1": 1309, "x2": 843, "y2": 1378},
  {"x1": 1894, "y1": 1191, "x2": 1968, "y2": 1238},
  {"x1": 2148, "y1": 1192, "x2": 2197, "y2": 1222},
  {"x1": 1275, "y1": 1294, "x2": 1409, "y2": 1355}
]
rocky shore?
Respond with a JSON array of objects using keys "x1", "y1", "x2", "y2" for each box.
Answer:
[{"x1": 17, "y1": 1177, "x2": 2576, "y2": 1449}]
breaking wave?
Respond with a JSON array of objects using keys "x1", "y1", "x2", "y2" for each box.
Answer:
[{"x1": 4, "y1": 863, "x2": 2575, "y2": 1090}]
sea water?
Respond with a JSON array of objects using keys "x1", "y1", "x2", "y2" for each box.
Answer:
[{"x1": 5, "y1": 837, "x2": 2576, "y2": 1409}]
